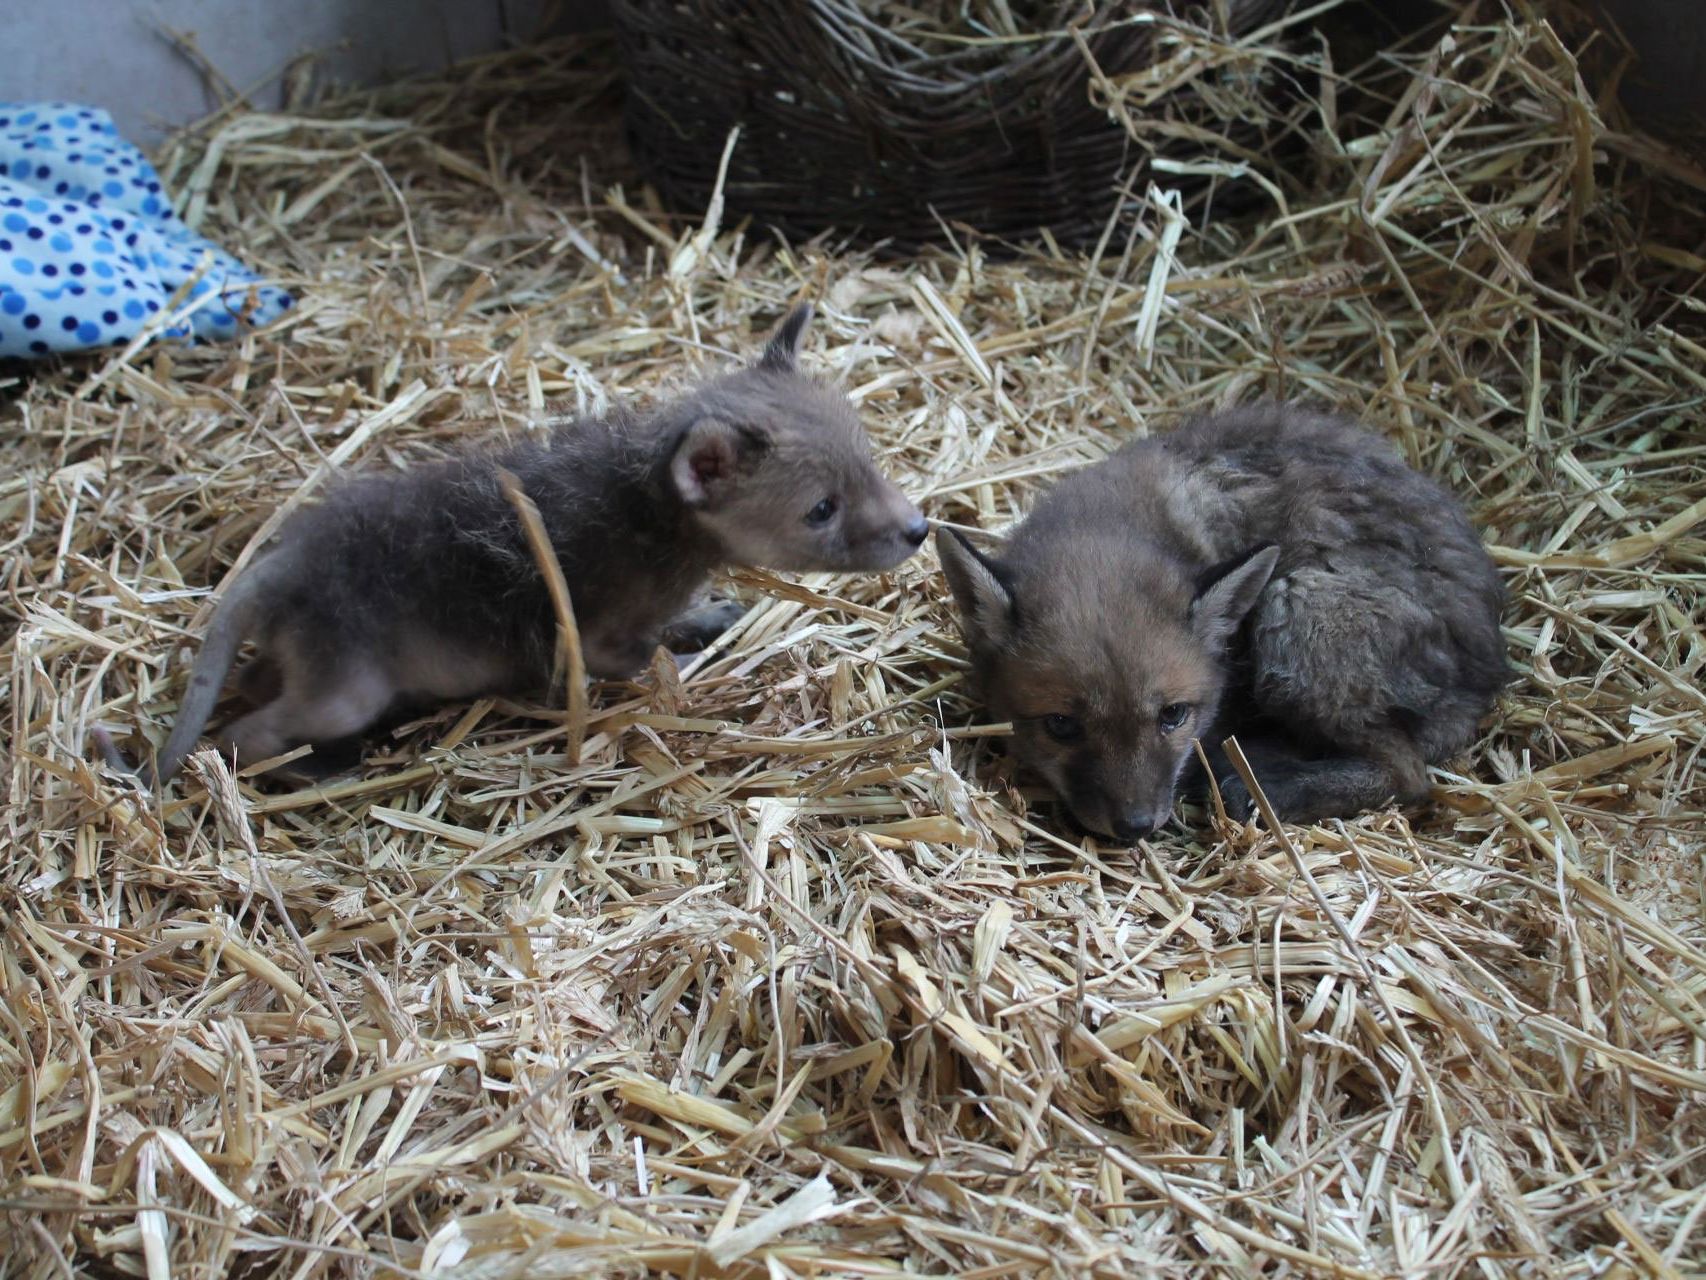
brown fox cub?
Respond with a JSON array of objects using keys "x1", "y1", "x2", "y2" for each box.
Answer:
[
  {"x1": 120, "y1": 305, "x2": 928, "y2": 787},
  {"x1": 937, "y1": 404, "x2": 1506, "y2": 839}
]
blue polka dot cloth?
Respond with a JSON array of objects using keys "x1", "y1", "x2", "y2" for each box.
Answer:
[{"x1": 0, "y1": 103, "x2": 292, "y2": 360}]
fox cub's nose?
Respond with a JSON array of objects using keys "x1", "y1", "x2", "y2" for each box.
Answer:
[
  {"x1": 902, "y1": 514, "x2": 930, "y2": 546},
  {"x1": 1110, "y1": 812, "x2": 1157, "y2": 843}
]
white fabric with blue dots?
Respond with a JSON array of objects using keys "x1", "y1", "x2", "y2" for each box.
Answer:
[{"x1": 0, "y1": 102, "x2": 292, "y2": 360}]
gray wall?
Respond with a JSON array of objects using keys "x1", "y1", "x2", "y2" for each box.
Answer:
[{"x1": 5, "y1": 0, "x2": 608, "y2": 146}]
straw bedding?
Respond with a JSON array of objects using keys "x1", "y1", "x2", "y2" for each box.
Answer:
[{"x1": 4, "y1": 5, "x2": 1705, "y2": 1276}]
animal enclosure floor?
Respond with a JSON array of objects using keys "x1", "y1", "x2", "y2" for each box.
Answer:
[{"x1": 4, "y1": 14, "x2": 1705, "y2": 1278}]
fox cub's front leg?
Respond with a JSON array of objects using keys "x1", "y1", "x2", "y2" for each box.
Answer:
[
  {"x1": 1211, "y1": 736, "x2": 1430, "y2": 824},
  {"x1": 659, "y1": 598, "x2": 749, "y2": 654}
]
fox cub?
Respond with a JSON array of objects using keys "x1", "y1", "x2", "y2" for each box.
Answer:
[
  {"x1": 122, "y1": 305, "x2": 928, "y2": 787},
  {"x1": 937, "y1": 403, "x2": 1506, "y2": 840}
]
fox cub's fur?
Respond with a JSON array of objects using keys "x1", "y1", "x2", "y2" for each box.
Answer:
[
  {"x1": 937, "y1": 404, "x2": 1506, "y2": 839},
  {"x1": 124, "y1": 305, "x2": 928, "y2": 788}
]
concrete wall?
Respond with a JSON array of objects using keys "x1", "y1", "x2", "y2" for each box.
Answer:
[{"x1": 5, "y1": 0, "x2": 609, "y2": 146}]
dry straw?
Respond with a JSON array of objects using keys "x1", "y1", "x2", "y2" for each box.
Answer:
[{"x1": 4, "y1": 2, "x2": 1705, "y2": 1276}]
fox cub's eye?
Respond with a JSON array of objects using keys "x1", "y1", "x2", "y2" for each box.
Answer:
[
  {"x1": 805, "y1": 496, "x2": 839, "y2": 526},
  {"x1": 1042, "y1": 714, "x2": 1084, "y2": 743},
  {"x1": 1158, "y1": 702, "x2": 1193, "y2": 733}
]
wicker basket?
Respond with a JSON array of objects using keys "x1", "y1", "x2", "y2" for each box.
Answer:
[{"x1": 611, "y1": 0, "x2": 1289, "y2": 250}]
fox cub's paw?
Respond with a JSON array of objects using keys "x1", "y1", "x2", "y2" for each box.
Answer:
[
  {"x1": 1214, "y1": 770, "x2": 1317, "y2": 824},
  {"x1": 1214, "y1": 773, "x2": 1259, "y2": 822},
  {"x1": 659, "y1": 598, "x2": 749, "y2": 654}
]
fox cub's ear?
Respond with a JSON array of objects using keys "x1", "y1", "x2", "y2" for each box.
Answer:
[
  {"x1": 1191, "y1": 543, "x2": 1279, "y2": 651},
  {"x1": 936, "y1": 528, "x2": 1016, "y2": 650},
  {"x1": 758, "y1": 303, "x2": 814, "y2": 373},
  {"x1": 671, "y1": 416, "x2": 770, "y2": 508}
]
